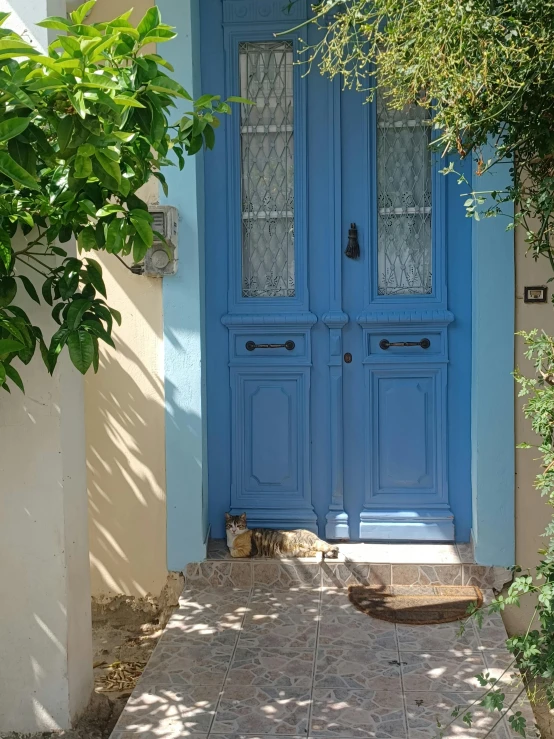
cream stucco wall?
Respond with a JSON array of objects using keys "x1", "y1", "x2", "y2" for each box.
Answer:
[
  {"x1": 84, "y1": 0, "x2": 166, "y2": 598},
  {"x1": 504, "y1": 227, "x2": 554, "y2": 635}
]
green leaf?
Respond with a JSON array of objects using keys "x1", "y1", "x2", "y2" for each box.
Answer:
[
  {"x1": 67, "y1": 299, "x2": 93, "y2": 329},
  {"x1": 227, "y1": 96, "x2": 255, "y2": 105},
  {"x1": 137, "y1": 7, "x2": 162, "y2": 38},
  {"x1": 132, "y1": 233, "x2": 150, "y2": 264},
  {"x1": 0, "y1": 276, "x2": 16, "y2": 307},
  {"x1": 105, "y1": 216, "x2": 124, "y2": 254},
  {"x1": 77, "y1": 226, "x2": 97, "y2": 252},
  {"x1": 0, "y1": 231, "x2": 11, "y2": 271},
  {"x1": 68, "y1": 89, "x2": 87, "y2": 119},
  {"x1": 36, "y1": 16, "x2": 72, "y2": 31},
  {"x1": 0, "y1": 338, "x2": 24, "y2": 356},
  {"x1": 113, "y1": 95, "x2": 146, "y2": 108},
  {"x1": 0, "y1": 151, "x2": 39, "y2": 190},
  {"x1": 74, "y1": 154, "x2": 92, "y2": 178},
  {"x1": 17, "y1": 275, "x2": 40, "y2": 304},
  {"x1": 94, "y1": 150, "x2": 121, "y2": 187},
  {"x1": 41, "y1": 276, "x2": 54, "y2": 306},
  {"x1": 58, "y1": 116, "x2": 75, "y2": 152},
  {"x1": 110, "y1": 307, "x2": 122, "y2": 326},
  {"x1": 5, "y1": 363, "x2": 24, "y2": 392},
  {"x1": 0, "y1": 117, "x2": 30, "y2": 143},
  {"x1": 204, "y1": 123, "x2": 215, "y2": 150},
  {"x1": 67, "y1": 330, "x2": 94, "y2": 374},
  {"x1": 130, "y1": 210, "x2": 153, "y2": 249},
  {"x1": 148, "y1": 76, "x2": 191, "y2": 99},
  {"x1": 85, "y1": 260, "x2": 106, "y2": 296},
  {"x1": 71, "y1": 0, "x2": 97, "y2": 25}
]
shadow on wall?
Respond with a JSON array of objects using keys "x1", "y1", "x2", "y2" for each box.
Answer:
[{"x1": 85, "y1": 253, "x2": 169, "y2": 599}]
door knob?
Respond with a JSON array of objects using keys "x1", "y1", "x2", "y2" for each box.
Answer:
[{"x1": 344, "y1": 353, "x2": 352, "y2": 363}]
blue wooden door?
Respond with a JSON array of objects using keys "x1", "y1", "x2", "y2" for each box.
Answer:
[{"x1": 201, "y1": 0, "x2": 472, "y2": 541}]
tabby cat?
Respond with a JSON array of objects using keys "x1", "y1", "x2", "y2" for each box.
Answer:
[{"x1": 225, "y1": 512, "x2": 339, "y2": 559}]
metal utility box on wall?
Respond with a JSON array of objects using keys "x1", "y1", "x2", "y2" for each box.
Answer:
[{"x1": 143, "y1": 205, "x2": 178, "y2": 277}]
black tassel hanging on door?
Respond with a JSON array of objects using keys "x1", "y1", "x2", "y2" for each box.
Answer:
[{"x1": 345, "y1": 222, "x2": 360, "y2": 259}]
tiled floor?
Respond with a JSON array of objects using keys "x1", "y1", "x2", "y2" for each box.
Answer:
[{"x1": 111, "y1": 585, "x2": 538, "y2": 739}]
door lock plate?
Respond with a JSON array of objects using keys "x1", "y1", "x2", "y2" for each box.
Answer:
[{"x1": 344, "y1": 353, "x2": 352, "y2": 363}]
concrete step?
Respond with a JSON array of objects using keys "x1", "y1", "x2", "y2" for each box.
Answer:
[{"x1": 182, "y1": 539, "x2": 511, "y2": 590}]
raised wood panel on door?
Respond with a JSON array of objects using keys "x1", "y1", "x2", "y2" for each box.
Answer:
[
  {"x1": 366, "y1": 366, "x2": 447, "y2": 505},
  {"x1": 230, "y1": 369, "x2": 312, "y2": 514}
]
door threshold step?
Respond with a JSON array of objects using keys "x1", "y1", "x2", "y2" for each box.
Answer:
[{"x1": 182, "y1": 539, "x2": 511, "y2": 590}]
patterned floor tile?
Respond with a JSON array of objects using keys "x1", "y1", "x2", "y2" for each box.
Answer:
[
  {"x1": 249, "y1": 587, "x2": 321, "y2": 608},
  {"x1": 391, "y1": 565, "x2": 462, "y2": 587},
  {"x1": 318, "y1": 611, "x2": 397, "y2": 650},
  {"x1": 404, "y1": 690, "x2": 537, "y2": 739},
  {"x1": 112, "y1": 686, "x2": 219, "y2": 734},
  {"x1": 185, "y1": 562, "x2": 252, "y2": 589},
  {"x1": 311, "y1": 688, "x2": 407, "y2": 738},
  {"x1": 252, "y1": 561, "x2": 321, "y2": 588},
  {"x1": 111, "y1": 733, "x2": 206, "y2": 739},
  {"x1": 315, "y1": 648, "x2": 402, "y2": 690},
  {"x1": 211, "y1": 686, "x2": 311, "y2": 735},
  {"x1": 161, "y1": 613, "x2": 242, "y2": 647},
  {"x1": 226, "y1": 646, "x2": 314, "y2": 687},
  {"x1": 481, "y1": 650, "x2": 524, "y2": 691},
  {"x1": 239, "y1": 609, "x2": 318, "y2": 649},
  {"x1": 400, "y1": 651, "x2": 487, "y2": 692},
  {"x1": 138, "y1": 644, "x2": 233, "y2": 687},
  {"x1": 396, "y1": 622, "x2": 480, "y2": 652}
]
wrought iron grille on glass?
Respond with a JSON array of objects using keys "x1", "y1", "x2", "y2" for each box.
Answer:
[
  {"x1": 239, "y1": 41, "x2": 295, "y2": 298},
  {"x1": 377, "y1": 92, "x2": 432, "y2": 296}
]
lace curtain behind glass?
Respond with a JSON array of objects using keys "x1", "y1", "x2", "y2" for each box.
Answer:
[
  {"x1": 239, "y1": 41, "x2": 295, "y2": 298},
  {"x1": 377, "y1": 93, "x2": 432, "y2": 295}
]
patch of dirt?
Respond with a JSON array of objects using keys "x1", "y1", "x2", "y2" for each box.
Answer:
[{"x1": 1, "y1": 574, "x2": 183, "y2": 739}]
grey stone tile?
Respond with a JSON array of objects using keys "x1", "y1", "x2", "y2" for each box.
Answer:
[
  {"x1": 226, "y1": 646, "x2": 314, "y2": 687},
  {"x1": 161, "y1": 611, "x2": 242, "y2": 647},
  {"x1": 138, "y1": 644, "x2": 233, "y2": 687},
  {"x1": 396, "y1": 621, "x2": 480, "y2": 652},
  {"x1": 311, "y1": 688, "x2": 407, "y2": 738},
  {"x1": 112, "y1": 686, "x2": 219, "y2": 735},
  {"x1": 211, "y1": 686, "x2": 311, "y2": 735},
  {"x1": 391, "y1": 564, "x2": 462, "y2": 586},
  {"x1": 400, "y1": 651, "x2": 487, "y2": 692},
  {"x1": 462, "y1": 566, "x2": 512, "y2": 590},
  {"x1": 252, "y1": 561, "x2": 321, "y2": 588},
  {"x1": 239, "y1": 604, "x2": 319, "y2": 649},
  {"x1": 318, "y1": 610, "x2": 397, "y2": 650},
  {"x1": 184, "y1": 562, "x2": 252, "y2": 589},
  {"x1": 315, "y1": 648, "x2": 402, "y2": 690},
  {"x1": 404, "y1": 690, "x2": 520, "y2": 739}
]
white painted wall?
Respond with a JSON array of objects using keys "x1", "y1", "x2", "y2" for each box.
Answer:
[{"x1": 0, "y1": 257, "x2": 93, "y2": 731}]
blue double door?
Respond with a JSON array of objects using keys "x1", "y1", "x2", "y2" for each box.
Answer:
[{"x1": 202, "y1": 0, "x2": 472, "y2": 542}]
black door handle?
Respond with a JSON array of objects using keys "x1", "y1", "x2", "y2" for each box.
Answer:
[
  {"x1": 246, "y1": 340, "x2": 295, "y2": 351},
  {"x1": 379, "y1": 338, "x2": 431, "y2": 350}
]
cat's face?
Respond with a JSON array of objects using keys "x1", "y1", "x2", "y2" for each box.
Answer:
[{"x1": 225, "y1": 512, "x2": 247, "y2": 535}]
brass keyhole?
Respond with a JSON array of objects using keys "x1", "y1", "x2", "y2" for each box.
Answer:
[{"x1": 344, "y1": 353, "x2": 352, "y2": 363}]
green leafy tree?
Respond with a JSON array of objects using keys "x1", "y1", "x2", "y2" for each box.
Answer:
[{"x1": 0, "y1": 0, "x2": 241, "y2": 387}]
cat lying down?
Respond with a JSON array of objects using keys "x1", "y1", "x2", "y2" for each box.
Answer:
[{"x1": 225, "y1": 512, "x2": 339, "y2": 559}]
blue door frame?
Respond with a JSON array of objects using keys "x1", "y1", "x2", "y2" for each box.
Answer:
[{"x1": 158, "y1": 0, "x2": 514, "y2": 566}]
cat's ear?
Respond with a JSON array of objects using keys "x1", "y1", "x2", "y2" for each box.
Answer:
[
  {"x1": 225, "y1": 512, "x2": 231, "y2": 521},
  {"x1": 239, "y1": 512, "x2": 247, "y2": 522}
]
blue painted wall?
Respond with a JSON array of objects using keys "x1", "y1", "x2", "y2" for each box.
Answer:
[
  {"x1": 471, "y1": 147, "x2": 515, "y2": 566},
  {"x1": 157, "y1": 0, "x2": 207, "y2": 570}
]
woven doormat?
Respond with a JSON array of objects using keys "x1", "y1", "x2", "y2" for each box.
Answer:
[{"x1": 348, "y1": 585, "x2": 483, "y2": 625}]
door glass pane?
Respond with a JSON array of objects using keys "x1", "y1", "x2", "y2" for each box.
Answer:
[
  {"x1": 239, "y1": 41, "x2": 295, "y2": 298},
  {"x1": 377, "y1": 92, "x2": 432, "y2": 296}
]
